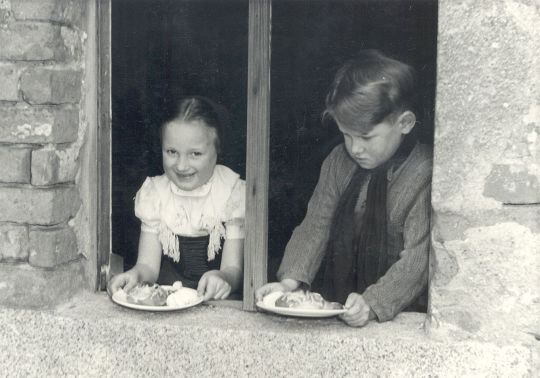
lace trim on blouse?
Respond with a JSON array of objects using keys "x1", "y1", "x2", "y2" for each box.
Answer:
[{"x1": 158, "y1": 216, "x2": 226, "y2": 263}]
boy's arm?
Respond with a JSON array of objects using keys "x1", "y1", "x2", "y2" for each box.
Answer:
[
  {"x1": 277, "y1": 145, "x2": 353, "y2": 285},
  {"x1": 362, "y1": 182, "x2": 431, "y2": 322}
]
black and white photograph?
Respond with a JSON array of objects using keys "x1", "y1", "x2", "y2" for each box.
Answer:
[{"x1": 0, "y1": 0, "x2": 538, "y2": 376}]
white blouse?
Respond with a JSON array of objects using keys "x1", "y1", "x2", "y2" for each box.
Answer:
[{"x1": 134, "y1": 165, "x2": 245, "y2": 263}]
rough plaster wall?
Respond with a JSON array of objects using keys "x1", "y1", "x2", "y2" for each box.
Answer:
[
  {"x1": 0, "y1": 0, "x2": 92, "y2": 308},
  {"x1": 429, "y1": 0, "x2": 540, "y2": 344}
]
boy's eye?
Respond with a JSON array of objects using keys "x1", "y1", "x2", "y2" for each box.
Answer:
[
  {"x1": 190, "y1": 151, "x2": 203, "y2": 157},
  {"x1": 166, "y1": 149, "x2": 177, "y2": 155}
]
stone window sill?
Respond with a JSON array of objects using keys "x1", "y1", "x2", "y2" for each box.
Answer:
[{"x1": 0, "y1": 292, "x2": 531, "y2": 376}]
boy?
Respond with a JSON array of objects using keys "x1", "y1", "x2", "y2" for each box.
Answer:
[{"x1": 256, "y1": 50, "x2": 432, "y2": 327}]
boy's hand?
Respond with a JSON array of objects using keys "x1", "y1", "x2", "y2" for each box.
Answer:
[
  {"x1": 255, "y1": 278, "x2": 300, "y2": 302},
  {"x1": 339, "y1": 293, "x2": 375, "y2": 327},
  {"x1": 198, "y1": 270, "x2": 231, "y2": 300},
  {"x1": 107, "y1": 270, "x2": 139, "y2": 297}
]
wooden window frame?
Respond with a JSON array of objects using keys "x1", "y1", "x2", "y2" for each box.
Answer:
[
  {"x1": 97, "y1": 0, "x2": 112, "y2": 290},
  {"x1": 97, "y1": 0, "x2": 271, "y2": 310}
]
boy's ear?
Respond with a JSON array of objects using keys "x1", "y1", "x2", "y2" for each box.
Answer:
[{"x1": 397, "y1": 111, "x2": 416, "y2": 135}]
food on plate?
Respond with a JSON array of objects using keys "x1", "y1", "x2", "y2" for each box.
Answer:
[
  {"x1": 126, "y1": 282, "x2": 169, "y2": 306},
  {"x1": 166, "y1": 288, "x2": 200, "y2": 307},
  {"x1": 171, "y1": 281, "x2": 183, "y2": 291},
  {"x1": 120, "y1": 281, "x2": 200, "y2": 308},
  {"x1": 274, "y1": 290, "x2": 343, "y2": 310},
  {"x1": 261, "y1": 291, "x2": 284, "y2": 307}
]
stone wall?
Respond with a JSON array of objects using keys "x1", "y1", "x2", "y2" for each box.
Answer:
[
  {"x1": 429, "y1": 0, "x2": 539, "y2": 345},
  {"x1": 0, "y1": 0, "x2": 92, "y2": 307}
]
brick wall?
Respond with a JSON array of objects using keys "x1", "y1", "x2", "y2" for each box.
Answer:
[{"x1": 0, "y1": 0, "x2": 88, "y2": 308}]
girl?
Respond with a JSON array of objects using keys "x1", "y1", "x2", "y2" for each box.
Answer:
[
  {"x1": 109, "y1": 97, "x2": 245, "y2": 300},
  {"x1": 256, "y1": 50, "x2": 432, "y2": 327}
]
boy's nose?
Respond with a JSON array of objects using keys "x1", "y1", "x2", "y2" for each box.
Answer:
[{"x1": 350, "y1": 139, "x2": 365, "y2": 155}]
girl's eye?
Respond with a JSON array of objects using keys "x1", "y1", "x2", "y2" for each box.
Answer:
[
  {"x1": 166, "y1": 149, "x2": 177, "y2": 155},
  {"x1": 190, "y1": 151, "x2": 202, "y2": 157}
]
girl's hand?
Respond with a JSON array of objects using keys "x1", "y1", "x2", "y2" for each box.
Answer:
[
  {"x1": 255, "y1": 278, "x2": 300, "y2": 302},
  {"x1": 197, "y1": 270, "x2": 231, "y2": 300},
  {"x1": 107, "y1": 270, "x2": 139, "y2": 296},
  {"x1": 339, "y1": 292, "x2": 375, "y2": 327}
]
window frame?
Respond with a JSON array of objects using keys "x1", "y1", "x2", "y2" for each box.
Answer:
[
  {"x1": 97, "y1": 0, "x2": 112, "y2": 290},
  {"x1": 97, "y1": 0, "x2": 271, "y2": 310}
]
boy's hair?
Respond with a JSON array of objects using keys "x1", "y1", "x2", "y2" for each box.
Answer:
[
  {"x1": 323, "y1": 49, "x2": 418, "y2": 132},
  {"x1": 163, "y1": 96, "x2": 224, "y2": 154}
]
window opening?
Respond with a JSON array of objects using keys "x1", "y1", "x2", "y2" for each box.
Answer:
[
  {"x1": 268, "y1": 0, "x2": 438, "y2": 309},
  {"x1": 109, "y1": 0, "x2": 249, "y2": 292}
]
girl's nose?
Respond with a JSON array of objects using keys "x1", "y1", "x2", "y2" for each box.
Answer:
[{"x1": 175, "y1": 155, "x2": 189, "y2": 171}]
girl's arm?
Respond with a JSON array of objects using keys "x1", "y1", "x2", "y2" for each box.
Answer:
[
  {"x1": 107, "y1": 231, "x2": 162, "y2": 294},
  {"x1": 132, "y1": 231, "x2": 163, "y2": 283},
  {"x1": 218, "y1": 238, "x2": 244, "y2": 293},
  {"x1": 197, "y1": 238, "x2": 244, "y2": 300}
]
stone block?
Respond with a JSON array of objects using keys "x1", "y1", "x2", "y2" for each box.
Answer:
[
  {"x1": 484, "y1": 164, "x2": 540, "y2": 204},
  {"x1": 11, "y1": 0, "x2": 84, "y2": 27},
  {"x1": 21, "y1": 68, "x2": 82, "y2": 104},
  {"x1": 0, "y1": 64, "x2": 19, "y2": 101},
  {"x1": 0, "y1": 104, "x2": 78, "y2": 144},
  {"x1": 0, "y1": 146, "x2": 31, "y2": 183},
  {"x1": 428, "y1": 222, "x2": 540, "y2": 343},
  {"x1": 31, "y1": 145, "x2": 79, "y2": 185},
  {"x1": 0, "y1": 185, "x2": 80, "y2": 225},
  {"x1": 0, "y1": 22, "x2": 61, "y2": 61},
  {"x1": 433, "y1": 0, "x2": 540, "y2": 214},
  {"x1": 28, "y1": 225, "x2": 78, "y2": 268},
  {"x1": 0, "y1": 1, "x2": 10, "y2": 24},
  {"x1": 0, "y1": 261, "x2": 86, "y2": 308},
  {"x1": 0, "y1": 223, "x2": 29, "y2": 261},
  {"x1": 60, "y1": 25, "x2": 83, "y2": 61}
]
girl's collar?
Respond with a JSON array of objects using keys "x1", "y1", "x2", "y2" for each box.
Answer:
[{"x1": 169, "y1": 172, "x2": 215, "y2": 197}]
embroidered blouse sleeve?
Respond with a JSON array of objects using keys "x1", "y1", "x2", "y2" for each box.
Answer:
[
  {"x1": 134, "y1": 177, "x2": 161, "y2": 234},
  {"x1": 224, "y1": 178, "x2": 246, "y2": 240}
]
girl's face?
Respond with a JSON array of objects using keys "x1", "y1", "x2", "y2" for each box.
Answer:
[
  {"x1": 337, "y1": 113, "x2": 413, "y2": 169},
  {"x1": 162, "y1": 120, "x2": 218, "y2": 191}
]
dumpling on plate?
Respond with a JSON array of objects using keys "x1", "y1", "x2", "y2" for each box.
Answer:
[{"x1": 166, "y1": 288, "x2": 200, "y2": 307}]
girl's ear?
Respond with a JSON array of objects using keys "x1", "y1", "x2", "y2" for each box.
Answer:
[{"x1": 397, "y1": 111, "x2": 416, "y2": 134}]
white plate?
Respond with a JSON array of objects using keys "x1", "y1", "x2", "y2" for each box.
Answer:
[
  {"x1": 256, "y1": 291, "x2": 346, "y2": 318},
  {"x1": 256, "y1": 301, "x2": 347, "y2": 318},
  {"x1": 111, "y1": 285, "x2": 203, "y2": 312}
]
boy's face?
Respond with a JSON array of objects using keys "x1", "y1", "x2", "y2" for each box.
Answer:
[
  {"x1": 338, "y1": 112, "x2": 414, "y2": 169},
  {"x1": 162, "y1": 120, "x2": 218, "y2": 191}
]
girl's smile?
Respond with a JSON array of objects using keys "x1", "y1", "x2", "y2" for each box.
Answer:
[{"x1": 162, "y1": 120, "x2": 218, "y2": 191}]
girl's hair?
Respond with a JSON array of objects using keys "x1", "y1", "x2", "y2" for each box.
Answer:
[
  {"x1": 323, "y1": 49, "x2": 419, "y2": 132},
  {"x1": 162, "y1": 96, "x2": 224, "y2": 154}
]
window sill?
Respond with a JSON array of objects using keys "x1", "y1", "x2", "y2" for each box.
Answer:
[{"x1": 0, "y1": 292, "x2": 532, "y2": 376}]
